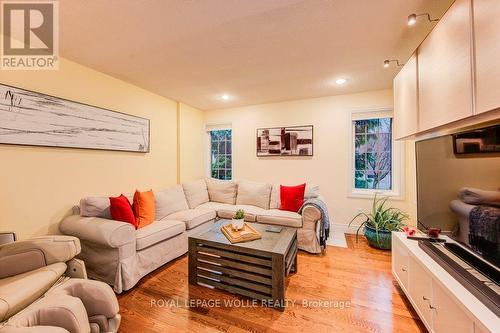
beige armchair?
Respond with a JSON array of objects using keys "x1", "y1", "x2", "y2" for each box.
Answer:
[{"x1": 0, "y1": 236, "x2": 120, "y2": 333}]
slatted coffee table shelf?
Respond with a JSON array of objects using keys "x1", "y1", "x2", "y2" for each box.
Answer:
[{"x1": 188, "y1": 219, "x2": 298, "y2": 311}]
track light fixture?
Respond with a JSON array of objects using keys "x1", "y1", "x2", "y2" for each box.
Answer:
[
  {"x1": 383, "y1": 59, "x2": 404, "y2": 68},
  {"x1": 407, "y1": 13, "x2": 439, "y2": 26}
]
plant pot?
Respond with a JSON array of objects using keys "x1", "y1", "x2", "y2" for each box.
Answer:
[
  {"x1": 364, "y1": 225, "x2": 392, "y2": 250},
  {"x1": 231, "y1": 218, "x2": 244, "y2": 230}
]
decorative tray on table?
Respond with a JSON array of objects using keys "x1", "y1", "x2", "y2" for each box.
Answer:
[{"x1": 221, "y1": 223, "x2": 261, "y2": 244}]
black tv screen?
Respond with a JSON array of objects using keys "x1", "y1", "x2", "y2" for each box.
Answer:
[{"x1": 416, "y1": 126, "x2": 500, "y2": 267}]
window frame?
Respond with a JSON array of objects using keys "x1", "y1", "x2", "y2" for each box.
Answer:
[
  {"x1": 348, "y1": 109, "x2": 404, "y2": 199},
  {"x1": 205, "y1": 124, "x2": 233, "y2": 180}
]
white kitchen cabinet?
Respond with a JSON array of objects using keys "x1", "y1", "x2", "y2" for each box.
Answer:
[
  {"x1": 392, "y1": 234, "x2": 409, "y2": 290},
  {"x1": 472, "y1": 0, "x2": 500, "y2": 114},
  {"x1": 408, "y1": 255, "x2": 433, "y2": 328},
  {"x1": 391, "y1": 233, "x2": 499, "y2": 333},
  {"x1": 417, "y1": 0, "x2": 473, "y2": 131},
  {"x1": 431, "y1": 279, "x2": 474, "y2": 333},
  {"x1": 393, "y1": 53, "x2": 418, "y2": 139}
]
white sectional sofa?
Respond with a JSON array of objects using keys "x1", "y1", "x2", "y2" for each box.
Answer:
[{"x1": 60, "y1": 178, "x2": 323, "y2": 293}]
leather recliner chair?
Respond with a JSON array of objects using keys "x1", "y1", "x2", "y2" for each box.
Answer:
[{"x1": 0, "y1": 235, "x2": 120, "y2": 333}]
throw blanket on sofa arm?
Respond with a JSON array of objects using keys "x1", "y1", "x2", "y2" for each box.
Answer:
[{"x1": 299, "y1": 198, "x2": 330, "y2": 247}]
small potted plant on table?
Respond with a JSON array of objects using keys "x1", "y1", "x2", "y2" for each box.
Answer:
[
  {"x1": 232, "y1": 209, "x2": 245, "y2": 230},
  {"x1": 349, "y1": 195, "x2": 409, "y2": 250}
]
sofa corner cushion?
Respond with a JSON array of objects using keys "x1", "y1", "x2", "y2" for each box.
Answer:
[
  {"x1": 165, "y1": 209, "x2": 216, "y2": 230},
  {"x1": 236, "y1": 180, "x2": 272, "y2": 209},
  {"x1": 256, "y1": 209, "x2": 302, "y2": 228},
  {"x1": 155, "y1": 185, "x2": 189, "y2": 219},
  {"x1": 135, "y1": 220, "x2": 185, "y2": 251},
  {"x1": 182, "y1": 179, "x2": 210, "y2": 209},
  {"x1": 206, "y1": 178, "x2": 237, "y2": 204}
]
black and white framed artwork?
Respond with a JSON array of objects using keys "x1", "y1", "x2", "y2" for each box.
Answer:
[
  {"x1": 256, "y1": 125, "x2": 313, "y2": 156},
  {"x1": 0, "y1": 83, "x2": 150, "y2": 152}
]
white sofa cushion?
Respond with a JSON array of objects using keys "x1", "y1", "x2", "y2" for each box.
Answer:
[
  {"x1": 135, "y1": 220, "x2": 185, "y2": 251},
  {"x1": 236, "y1": 180, "x2": 272, "y2": 209},
  {"x1": 155, "y1": 185, "x2": 189, "y2": 219},
  {"x1": 196, "y1": 202, "x2": 235, "y2": 211},
  {"x1": 196, "y1": 202, "x2": 264, "y2": 222},
  {"x1": 269, "y1": 184, "x2": 319, "y2": 209},
  {"x1": 182, "y1": 179, "x2": 209, "y2": 209},
  {"x1": 206, "y1": 178, "x2": 237, "y2": 204},
  {"x1": 165, "y1": 209, "x2": 216, "y2": 230},
  {"x1": 256, "y1": 209, "x2": 302, "y2": 228},
  {"x1": 217, "y1": 205, "x2": 266, "y2": 222}
]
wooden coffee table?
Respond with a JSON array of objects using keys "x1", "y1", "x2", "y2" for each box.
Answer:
[{"x1": 188, "y1": 219, "x2": 298, "y2": 311}]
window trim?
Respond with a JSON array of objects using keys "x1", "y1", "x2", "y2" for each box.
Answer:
[
  {"x1": 205, "y1": 124, "x2": 233, "y2": 180},
  {"x1": 348, "y1": 108, "x2": 405, "y2": 200}
]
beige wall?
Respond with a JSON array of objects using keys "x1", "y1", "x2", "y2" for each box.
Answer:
[
  {"x1": 0, "y1": 58, "x2": 178, "y2": 240},
  {"x1": 205, "y1": 89, "x2": 417, "y2": 226},
  {"x1": 178, "y1": 102, "x2": 205, "y2": 182}
]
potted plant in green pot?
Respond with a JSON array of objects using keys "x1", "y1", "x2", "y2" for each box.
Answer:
[{"x1": 349, "y1": 195, "x2": 409, "y2": 250}]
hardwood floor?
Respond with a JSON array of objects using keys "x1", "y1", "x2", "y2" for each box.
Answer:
[{"x1": 118, "y1": 235, "x2": 426, "y2": 333}]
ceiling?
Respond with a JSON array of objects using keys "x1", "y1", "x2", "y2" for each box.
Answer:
[{"x1": 60, "y1": 0, "x2": 454, "y2": 110}]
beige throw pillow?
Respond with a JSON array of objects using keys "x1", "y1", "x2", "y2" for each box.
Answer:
[
  {"x1": 182, "y1": 179, "x2": 209, "y2": 208},
  {"x1": 206, "y1": 178, "x2": 237, "y2": 204},
  {"x1": 155, "y1": 185, "x2": 189, "y2": 219},
  {"x1": 236, "y1": 180, "x2": 272, "y2": 209}
]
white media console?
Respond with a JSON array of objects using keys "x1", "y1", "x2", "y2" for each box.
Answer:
[{"x1": 391, "y1": 232, "x2": 499, "y2": 333}]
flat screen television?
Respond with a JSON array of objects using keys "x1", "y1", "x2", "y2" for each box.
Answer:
[{"x1": 416, "y1": 125, "x2": 500, "y2": 268}]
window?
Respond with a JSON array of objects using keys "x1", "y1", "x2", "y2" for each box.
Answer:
[
  {"x1": 353, "y1": 117, "x2": 393, "y2": 190},
  {"x1": 209, "y1": 129, "x2": 232, "y2": 180}
]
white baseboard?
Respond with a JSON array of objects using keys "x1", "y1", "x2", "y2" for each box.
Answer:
[{"x1": 331, "y1": 222, "x2": 363, "y2": 235}]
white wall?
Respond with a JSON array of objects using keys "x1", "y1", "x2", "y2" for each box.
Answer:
[{"x1": 205, "y1": 89, "x2": 417, "y2": 226}]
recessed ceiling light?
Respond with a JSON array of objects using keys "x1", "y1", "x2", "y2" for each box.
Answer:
[
  {"x1": 335, "y1": 78, "x2": 347, "y2": 85},
  {"x1": 220, "y1": 94, "x2": 230, "y2": 101}
]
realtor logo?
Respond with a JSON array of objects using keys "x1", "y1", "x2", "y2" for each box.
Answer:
[{"x1": 1, "y1": 1, "x2": 59, "y2": 70}]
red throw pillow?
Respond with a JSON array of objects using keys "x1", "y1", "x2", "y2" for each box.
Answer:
[
  {"x1": 280, "y1": 183, "x2": 306, "y2": 212},
  {"x1": 109, "y1": 194, "x2": 137, "y2": 228}
]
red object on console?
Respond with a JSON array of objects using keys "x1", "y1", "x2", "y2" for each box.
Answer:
[
  {"x1": 109, "y1": 194, "x2": 138, "y2": 228},
  {"x1": 280, "y1": 183, "x2": 306, "y2": 212}
]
